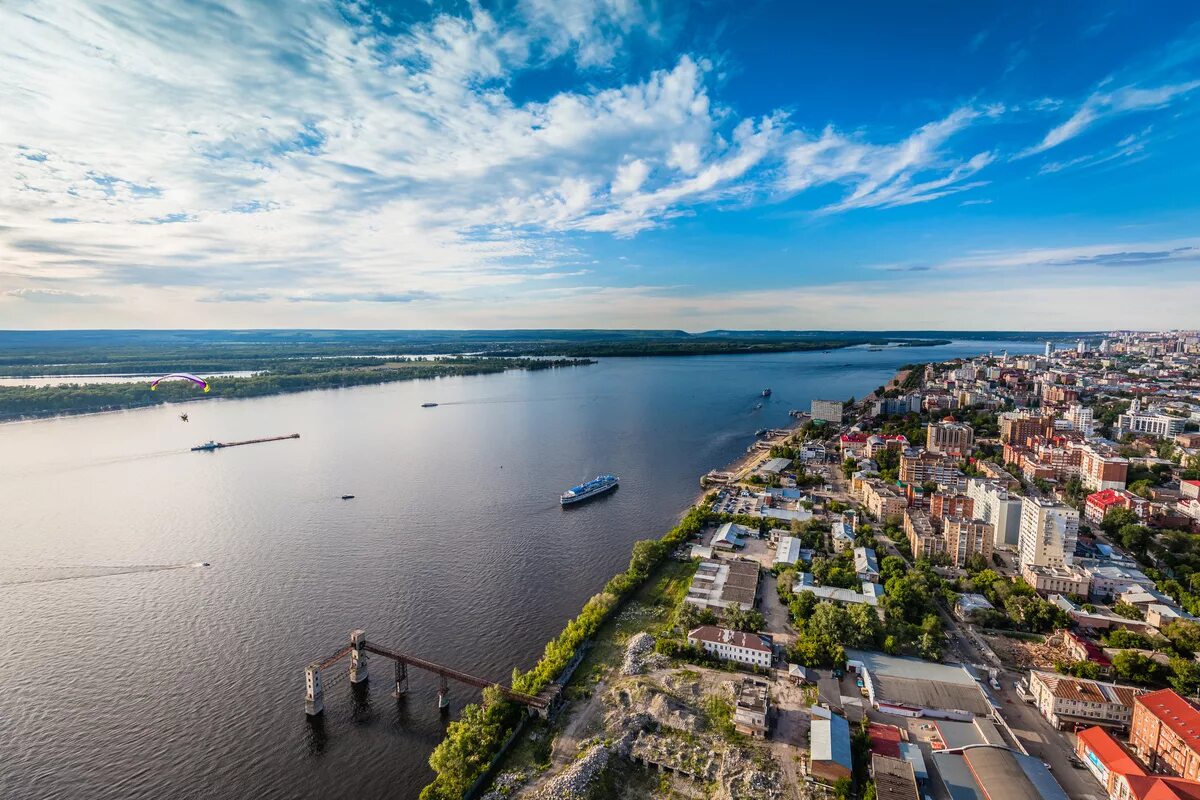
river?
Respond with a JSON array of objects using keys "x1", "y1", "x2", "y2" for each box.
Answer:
[{"x1": 0, "y1": 340, "x2": 1040, "y2": 799}]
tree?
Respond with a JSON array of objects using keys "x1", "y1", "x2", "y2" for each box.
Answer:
[
  {"x1": 1170, "y1": 657, "x2": 1200, "y2": 697},
  {"x1": 1113, "y1": 601, "x2": 1144, "y2": 621},
  {"x1": 723, "y1": 607, "x2": 765, "y2": 632},
  {"x1": 1100, "y1": 507, "x2": 1139, "y2": 537},
  {"x1": 842, "y1": 458, "x2": 858, "y2": 479},
  {"x1": 1163, "y1": 620, "x2": 1200, "y2": 656},
  {"x1": 1112, "y1": 650, "x2": 1166, "y2": 685},
  {"x1": 790, "y1": 590, "x2": 818, "y2": 622}
]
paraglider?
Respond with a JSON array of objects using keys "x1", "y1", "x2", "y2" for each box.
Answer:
[{"x1": 150, "y1": 373, "x2": 210, "y2": 393}]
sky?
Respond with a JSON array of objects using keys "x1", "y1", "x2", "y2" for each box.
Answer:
[{"x1": 2, "y1": 1, "x2": 1200, "y2": 331}]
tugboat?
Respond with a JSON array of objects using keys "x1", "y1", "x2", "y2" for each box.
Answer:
[{"x1": 761, "y1": 388, "x2": 772, "y2": 397}]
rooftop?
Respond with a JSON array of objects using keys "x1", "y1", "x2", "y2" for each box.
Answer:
[
  {"x1": 810, "y1": 707, "x2": 852, "y2": 769},
  {"x1": 688, "y1": 625, "x2": 772, "y2": 654},
  {"x1": 1136, "y1": 690, "x2": 1200, "y2": 752},
  {"x1": 1032, "y1": 670, "x2": 1139, "y2": 706},
  {"x1": 1077, "y1": 726, "x2": 1145, "y2": 778},
  {"x1": 871, "y1": 754, "x2": 919, "y2": 800}
]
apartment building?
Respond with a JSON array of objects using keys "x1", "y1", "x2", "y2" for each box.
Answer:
[
  {"x1": 1066, "y1": 404, "x2": 1095, "y2": 436},
  {"x1": 944, "y1": 517, "x2": 994, "y2": 566},
  {"x1": 899, "y1": 449, "x2": 962, "y2": 486},
  {"x1": 930, "y1": 493, "x2": 973, "y2": 520},
  {"x1": 1000, "y1": 411, "x2": 1056, "y2": 444},
  {"x1": 1019, "y1": 497, "x2": 1079, "y2": 570},
  {"x1": 926, "y1": 420, "x2": 974, "y2": 456},
  {"x1": 1029, "y1": 670, "x2": 1142, "y2": 731},
  {"x1": 966, "y1": 478, "x2": 1023, "y2": 547},
  {"x1": 861, "y1": 479, "x2": 907, "y2": 523},
  {"x1": 1078, "y1": 444, "x2": 1130, "y2": 491},
  {"x1": 1130, "y1": 689, "x2": 1200, "y2": 780},
  {"x1": 904, "y1": 509, "x2": 945, "y2": 560}
]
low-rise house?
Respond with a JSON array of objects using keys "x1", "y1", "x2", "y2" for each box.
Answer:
[
  {"x1": 1028, "y1": 670, "x2": 1142, "y2": 731},
  {"x1": 1085, "y1": 488, "x2": 1150, "y2": 525},
  {"x1": 759, "y1": 457, "x2": 791, "y2": 475},
  {"x1": 774, "y1": 536, "x2": 804, "y2": 568},
  {"x1": 794, "y1": 573, "x2": 883, "y2": 607},
  {"x1": 1076, "y1": 559, "x2": 1156, "y2": 601},
  {"x1": 831, "y1": 520, "x2": 854, "y2": 553},
  {"x1": 710, "y1": 522, "x2": 751, "y2": 550},
  {"x1": 810, "y1": 706, "x2": 852, "y2": 784},
  {"x1": 734, "y1": 678, "x2": 770, "y2": 738},
  {"x1": 684, "y1": 559, "x2": 759, "y2": 612},
  {"x1": 854, "y1": 546, "x2": 879, "y2": 583},
  {"x1": 871, "y1": 754, "x2": 919, "y2": 800},
  {"x1": 687, "y1": 626, "x2": 773, "y2": 669},
  {"x1": 954, "y1": 593, "x2": 995, "y2": 622},
  {"x1": 1022, "y1": 563, "x2": 1091, "y2": 597},
  {"x1": 1063, "y1": 631, "x2": 1113, "y2": 676}
]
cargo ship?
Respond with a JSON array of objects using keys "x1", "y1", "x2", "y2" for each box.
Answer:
[{"x1": 560, "y1": 474, "x2": 619, "y2": 506}]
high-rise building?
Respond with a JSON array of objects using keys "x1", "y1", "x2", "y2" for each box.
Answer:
[
  {"x1": 930, "y1": 493, "x2": 973, "y2": 520},
  {"x1": 1130, "y1": 690, "x2": 1200, "y2": 781},
  {"x1": 944, "y1": 518, "x2": 993, "y2": 566},
  {"x1": 1065, "y1": 404, "x2": 1094, "y2": 437},
  {"x1": 999, "y1": 410, "x2": 1056, "y2": 444},
  {"x1": 1018, "y1": 497, "x2": 1079, "y2": 570},
  {"x1": 1077, "y1": 339, "x2": 1086, "y2": 355},
  {"x1": 967, "y1": 479, "x2": 1023, "y2": 547},
  {"x1": 1076, "y1": 443, "x2": 1129, "y2": 491},
  {"x1": 1044, "y1": 341, "x2": 1054, "y2": 357}
]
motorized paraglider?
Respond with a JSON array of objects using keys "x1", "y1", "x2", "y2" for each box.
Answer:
[{"x1": 150, "y1": 373, "x2": 210, "y2": 393}]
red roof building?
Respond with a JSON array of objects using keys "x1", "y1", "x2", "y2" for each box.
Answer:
[
  {"x1": 1077, "y1": 726, "x2": 1200, "y2": 800},
  {"x1": 1131, "y1": 690, "x2": 1200, "y2": 782},
  {"x1": 1086, "y1": 488, "x2": 1150, "y2": 525}
]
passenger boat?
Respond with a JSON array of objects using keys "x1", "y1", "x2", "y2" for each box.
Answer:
[{"x1": 560, "y1": 474, "x2": 619, "y2": 505}]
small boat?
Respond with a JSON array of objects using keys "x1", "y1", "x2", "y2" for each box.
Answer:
[
  {"x1": 191, "y1": 440, "x2": 220, "y2": 452},
  {"x1": 341, "y1": 495, "x2": 355, "y2": 500},
  {"x1": 754, "y1": 403, "x2": 763, "y2": 410},
  {"x1": 421, "y1": 402, "x2": 438, "y2": 408},
  {"x1": 761, "y1": 388, "x2": 772, "y2": 397}
]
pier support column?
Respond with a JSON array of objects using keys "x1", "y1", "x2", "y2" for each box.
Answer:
[
  {"x1": 349, "y1": 629, "x2": 369, "y2": 685},
  {"x1": 391, "y1": 661, "x2": 409, "y2": 699},
  {"x1": 305, "y1": 663, "x2": 324, "y2": 716},
  {"x1": 437, "y1": 676, "x2": 450, "y2": 709}
]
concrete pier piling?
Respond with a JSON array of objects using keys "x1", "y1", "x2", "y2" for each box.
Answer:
[
  {"x1": 349, "y1": 629, "x2": 369, "y2": 685},
  {"x1": 305, "y1": 663, "x2": 324, "y2": 716}
]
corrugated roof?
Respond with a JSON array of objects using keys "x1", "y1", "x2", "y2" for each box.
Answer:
[
  {"x1": 688, "y1": 625, "x2": 772, "y2": 653},
  {"x1": 872, "y1": 754, "x2": 918, "y2": 800},
  {"x1": 810, "y1": 708, "x2": 852, "y2": 769}
]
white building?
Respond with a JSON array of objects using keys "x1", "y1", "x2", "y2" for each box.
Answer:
[
  {"x1": 687, "y1": 625, "x2": 773, "y2": 668},
  {"x1": 967, "y1": 478, "x2": 1023, "y2": 548},
  {"x1": 831, "y1": 520, "x2": 854, "y2": 553},
  {"x1": 1117, "y1": 399, "x2": 1188, "y2": 440},
  {"x1": 1028, "y1": 670, "x2": 1141, "y2": 731},
  {"x1": 1019, "y1": 497, "x2": 1079, "y2": 570},
  {"x1": 854, "y1": 547, "x2": 880, "y2": 583},
  {"x1": 811, "y1": 399, "x2": 845, "y2": 424},
  {"x1": 1065, "y1": 404, "x2": 1095, "y2": 437},
  {"x1": 774, "y1": 536, "x2": 804, "y2": 567}
]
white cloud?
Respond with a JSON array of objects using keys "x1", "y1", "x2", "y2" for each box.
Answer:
[
  {"x1": 612, "y1": 159, "x2": 651, "y2": 194},
  {"x1": 1024, "y1": 80, "x2": 1200, "y2": 155},
  {"x1": 782, "y1": 107, "x2": 994, "y2": 211}
]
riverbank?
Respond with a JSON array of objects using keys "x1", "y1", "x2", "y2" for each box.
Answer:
[{"x1": 0, "y1": 358, "x2": 592, "y2": 421}]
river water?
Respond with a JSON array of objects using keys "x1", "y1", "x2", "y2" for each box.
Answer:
[{"x1": 0, "y1": 341, "x2": 1038, "y2": 799}]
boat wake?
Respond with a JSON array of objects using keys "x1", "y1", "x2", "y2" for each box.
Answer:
[{"x1": 0, "y1": 562, "x2": 207, "y2": 588}]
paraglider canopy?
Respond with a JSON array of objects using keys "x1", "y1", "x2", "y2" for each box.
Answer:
[{"x1": 151, "y1": 373, "x2": 210, "y2": 392}]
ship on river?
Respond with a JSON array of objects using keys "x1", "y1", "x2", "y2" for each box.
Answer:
[{"x1": 560, "y1": 474, "x2": 619, "y2": 506}]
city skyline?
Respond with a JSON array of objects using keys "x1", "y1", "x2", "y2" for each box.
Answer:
[{"x1": 3, "y1": 1, "x2": 1200, "y2": 329}]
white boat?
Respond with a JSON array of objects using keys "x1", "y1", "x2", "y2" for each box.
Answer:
[{"x1": 560, "y1": 474, "x2": 619, "y2": 505}]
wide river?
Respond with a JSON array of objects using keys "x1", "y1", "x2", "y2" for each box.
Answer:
[{"x1": 0, "y1": 341, "x2": 1039, "y2": 799}]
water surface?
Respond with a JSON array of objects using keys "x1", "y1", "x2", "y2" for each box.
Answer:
[{"x1": 0, "y1": 341, "x2": 1038, "y2": 799}]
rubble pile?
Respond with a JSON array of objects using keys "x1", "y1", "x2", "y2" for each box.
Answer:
[
  {"x1": 533, "y1": 744, "x2": 610, "y2": 800},
  {"x1": 621, "y1": 632, "x2": 656, "y2": 675},
  {"x1": 628, "y1": 729, "x2": 718, "y2": 781},
  {"x1": 984, "y1": 631, "x2": 1073, "y2": 670},
  {"x1": 478, "y1": 770, "x2": 528, "y2": 800},
  {"x1": 714, "y1": 748, "x2": 784, "y2": 800}
]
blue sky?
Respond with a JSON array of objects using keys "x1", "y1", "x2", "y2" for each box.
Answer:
[{"x1": 2, "y1": 0, "x2": 1199, "y2": 329}]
